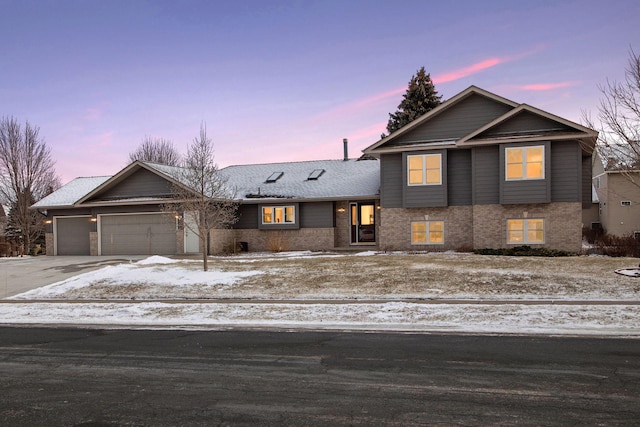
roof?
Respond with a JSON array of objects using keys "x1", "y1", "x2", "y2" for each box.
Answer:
[
  {"x1": 220, "y1": 158, "x2": 380, "y2": 201},
  {"x1": 30, "y1": 158, "x2": 380, "y2": 209},
  {"x1": 32, "y1": 176, "x2": 111, "y2": 209},
  {"x1": 364, "y1": 85, "x2": 598, "y2": 155}
]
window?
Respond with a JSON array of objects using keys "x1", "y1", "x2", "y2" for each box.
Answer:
[
  {"x1": 308, "y1": 169, "x2": 325, "y2": 180},
  {"x1": 411, "y1": 221, "x2": 444, "y2": 244},
  {"x1": 408, "y1": 154, "x2": 442, "y2": 186},
  {"x1": 621, "y1": 200, "x2": 632, "y2": 206},
  {"x1": 505, "y1": 146, "x2": 544, "y2": 180},
  {"x1": 262, "y1": 206, "x2": 295, "y2": 224},
  {"x1": 507, "y1": 219, "x2": 544, "y2": 244},
  {"x1": 266, "y1": 172, "x2": 284, "y2": 183}
]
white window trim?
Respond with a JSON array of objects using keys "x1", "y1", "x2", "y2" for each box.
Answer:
[
  {"x1": 261, "y1": 205, "x2": 296, "y2": 225},
  {"x1": 505, "y1": 145, "x2": 545, "y2": 181},
  {"x1": 411, "y1": 220, "x2": 445, "y2": 245},
  {"x1": 407, "y1": 153, "x2": 442, "y2": 186},
  {"x1": 507, "y1": 218, "x2": 545, "y2": 245}
]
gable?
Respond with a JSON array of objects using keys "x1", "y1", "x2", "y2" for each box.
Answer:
[
  {"x1": 470, "y1": 110, "x2": 577, "y2": 141},
  {"x1": 387, "y1": 93, "x2": 514, "y2": 146},
  {"x1": 84, "y1": 167, "x2": 174, "y2": 202}
]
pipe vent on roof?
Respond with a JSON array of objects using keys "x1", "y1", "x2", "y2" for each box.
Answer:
[{"x1": 343, "y1": 138, "x2": 349, "y2": 161}]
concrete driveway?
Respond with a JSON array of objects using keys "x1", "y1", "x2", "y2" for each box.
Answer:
[{"x1": 0, "y1": 256, "x2": 146, "y2": 298}]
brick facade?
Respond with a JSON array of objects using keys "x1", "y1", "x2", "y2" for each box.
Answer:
[
  {"x1": 210, "y1": 228, "x2": 336, "y2": 254},
  {"x1": 380, "y1": 202, "x2": 583, "y2": 253}
]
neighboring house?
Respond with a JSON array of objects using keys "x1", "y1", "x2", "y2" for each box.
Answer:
[
  {"x1": 362, "y1": 85, "x2": 597, "y2": 253},
  {"x1": 34, "y1": 85, "x2": 597, "y2": 255},
  {"x1": 592, "y1": 152, "x2": 640, "y2": 238}
]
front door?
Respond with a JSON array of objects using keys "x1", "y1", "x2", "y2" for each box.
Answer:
[{"x1": 350, "y1": 202, "x2": 376, "y2": 244}]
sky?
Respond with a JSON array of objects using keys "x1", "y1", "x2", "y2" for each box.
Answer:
[{"x1": 1, "y1": 0, "x2": 639, "y2": 183}]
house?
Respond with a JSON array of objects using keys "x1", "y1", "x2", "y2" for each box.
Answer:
[
  {"x1": 592, "y1": 152, "x2": 640, "y2": 238},
  {"x1": 34, "y1": 85, "x2": 597, "y2": 255},
  {"x1": 32, "y1": 155, "x2": 381, "y2": 256},
  {"x1": 362, "y1": 85, "x2": 597, "y2": 253}
]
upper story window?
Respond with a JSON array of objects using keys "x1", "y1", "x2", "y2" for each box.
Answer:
[
  {"x1": 505, "y1": 146, "x2": 544, "y2": 180},
  {"x1": 262, "y1": 205, "x2": 295, "y2": 224},
  {"x1": 408, "y1": 154, "x2": 442, "y2": 186}
]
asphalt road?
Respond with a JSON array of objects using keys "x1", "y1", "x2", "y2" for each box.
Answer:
[{"x1": 0, "y1": 328, "x2": 639, "y2": 426}]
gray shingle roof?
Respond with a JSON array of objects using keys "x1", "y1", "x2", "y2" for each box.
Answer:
[
  {"x1": 32, "y1": 176, "x2": 112, "y2": 209},
  {"x1": 31, "y1": 158, "x2": 380, "y2": 208},
  {"x1": 219, "y1": 158, "x2": 380, "y2": 201}
]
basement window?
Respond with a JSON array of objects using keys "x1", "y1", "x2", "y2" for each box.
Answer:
[{"x1": 621, "y1": 200, "x2": 632, "y2": 206}]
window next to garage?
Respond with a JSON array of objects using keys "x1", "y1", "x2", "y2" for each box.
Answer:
[{"x1": 259, "y1": 204, "x2": 299, "y2": 230}]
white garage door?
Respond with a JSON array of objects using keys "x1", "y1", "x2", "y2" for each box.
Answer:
[
  {"x1": 55, "y1": 216, "x2": 92, "y2": 255},
  {"x1": 100, "y1": 213, "x2": 177, "y2": 255}
]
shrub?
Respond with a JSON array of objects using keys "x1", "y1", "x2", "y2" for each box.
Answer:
[
  {"x1": 594, "y1": 233, "x2": 640, "y2": 257},
  {"x1": 266, "y1": 231, "x2": 290, "y2": 253},
  {"x1": 474, "y1": 246, "x2": 571, "y2": 257}
]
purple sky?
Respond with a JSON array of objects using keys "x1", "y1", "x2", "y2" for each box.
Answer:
[{"x1": 2, "y1": 0, "x2": 639, "y2": 183}]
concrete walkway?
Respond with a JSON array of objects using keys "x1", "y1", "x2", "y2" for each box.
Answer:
[{"x1": 0, "y1": 256, "x2": 146, "y2": 298}]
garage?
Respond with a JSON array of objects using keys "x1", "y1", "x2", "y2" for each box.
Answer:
[
  {"x1": 99, "y1": 213, "x2": 177, "y2": 255},
  {"x1": 55, "y1": 216, "x2": 92, "y2": 255}
]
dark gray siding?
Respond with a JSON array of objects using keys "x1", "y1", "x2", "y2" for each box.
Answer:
[
  {"x1": 447, "y1": 150, "x2": 472, "y2": 206},
  {"x1": 380, "y1": 154, "x2": 403, "y2": 208},
  {"x1": 92, "y1": 168, "x2": 173, "y2": 200},
  {"x1": 500, "y1": 142, "x2": 551, "y2": 204},
  {"x1": 300, "y1": 202, "x2": 334, "y2": 228},
  {"x1": 235, "y1": 204, "x2": 258, "y2": 229},
  {"x1": 582, "y1": 154, "x2": 592, "y2": 208},
  {"x1": 390, "y1": 94, "x2": 513, "y2": 145},
  {"x1": 402, "y1": 150, "x2": 448, "y2": 208},
  {"x1": 472, "y1": 146, "x2": 500, "y2": 204},
  {"x1": 550, "y1": 141, "x2": 581, "y2": 202},
  {"x1": 480, "y1": 111, "x2": 574, "y2": 138}
]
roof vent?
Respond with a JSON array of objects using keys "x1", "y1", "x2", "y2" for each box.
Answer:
[
  {"x1": 308, "y1": 169, "x2": 325, "y2": 180},
  {"x1": 266, "y1": 172, "x2": 284, "y2": 183}
]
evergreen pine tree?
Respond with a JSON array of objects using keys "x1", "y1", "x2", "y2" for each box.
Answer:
[{"x1": 384, "y1": 67, "x2": 442, "y2": 136}]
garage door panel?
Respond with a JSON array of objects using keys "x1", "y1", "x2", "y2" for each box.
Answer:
[
  {"x1": 100, "y1": 214, "x2": 176, "y2": 255},
  {"x1": 56, "y1": 217, "x2": 92, "y2": 255}
]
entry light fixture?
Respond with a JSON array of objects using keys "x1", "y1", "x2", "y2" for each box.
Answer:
[{"x1": 337, "y1": 207, "x2": 346, "y2": 213}]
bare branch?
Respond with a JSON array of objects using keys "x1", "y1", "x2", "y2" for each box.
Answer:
[
  {"x1": 0, "y1": 116, "x2": 60, "y2": 253},
  {"x1": 162, "y1": 123, "x2": 237, "y2": 271},
  {"x1": 128, "y1": 137, "x2": 181, "y2": 166}
]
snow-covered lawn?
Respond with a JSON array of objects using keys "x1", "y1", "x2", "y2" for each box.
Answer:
[{"x1": 2, "y1": 251, "x2": 640, "y2": 335}]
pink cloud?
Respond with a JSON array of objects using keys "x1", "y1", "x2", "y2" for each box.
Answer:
[
  {"x1": 519, "y1": 82, "x2": 578, "y2": 91},
  {"x1": 433, "y1": 58, "x2": 504, "y2": 84}
]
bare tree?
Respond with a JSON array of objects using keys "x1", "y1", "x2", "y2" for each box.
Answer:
[
  {"x1": 0, "y1": 116, "x2": 60, "y2": 254},
  {"x1": 163, "y1": 123, "x2": 237, "y2": 271},
  {"x1": 128, "y1": 137, "x2": 181, "y2": 166},
  {"x1": 584, "y1": 48, "x2": 640, "y2": 188}
]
